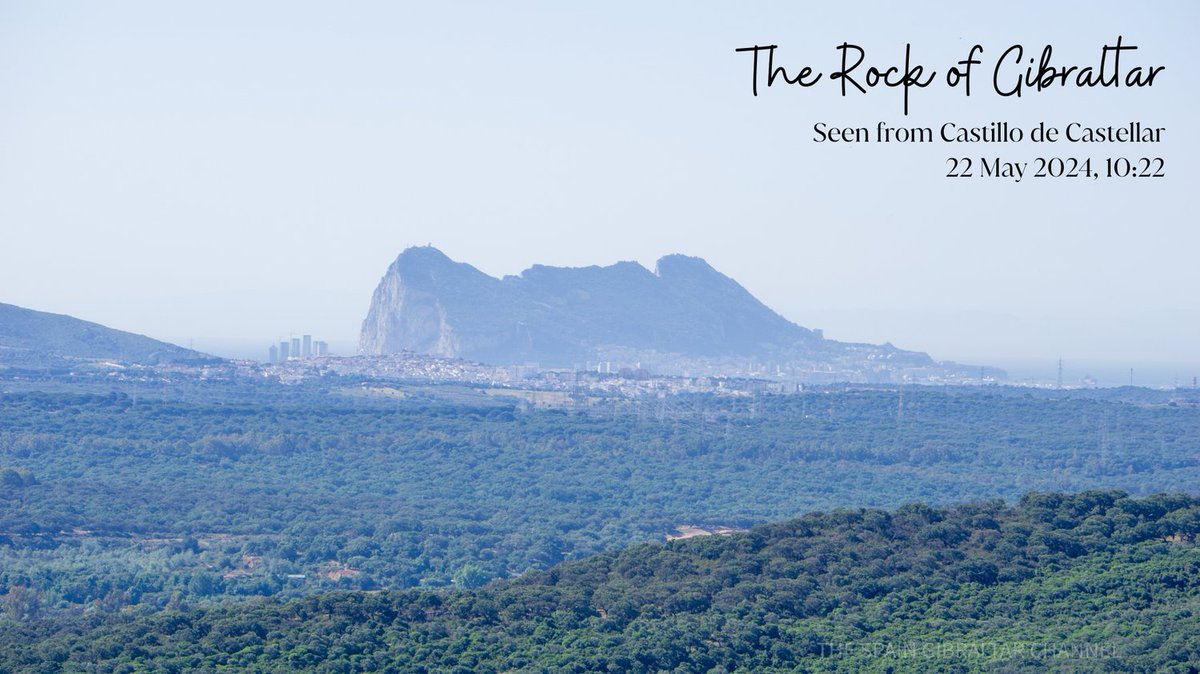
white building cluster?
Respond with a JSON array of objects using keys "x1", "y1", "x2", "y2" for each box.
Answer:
[{"x1": 267, "y1": 334, "x2": 329, "y2": 363}]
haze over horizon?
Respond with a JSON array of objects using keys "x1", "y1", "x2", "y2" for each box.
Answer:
[{"x1": 1, "y1": 2, "x2": 1196, "y2": 380}]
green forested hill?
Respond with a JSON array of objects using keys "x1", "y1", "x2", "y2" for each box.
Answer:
[{"x1": 3, "y1": 491, "x2": 1198, "y2": 673}]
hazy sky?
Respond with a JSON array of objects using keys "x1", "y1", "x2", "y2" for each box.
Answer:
[{"x1": 1, "y1": 2, "x2": 1196, "y2": 380}]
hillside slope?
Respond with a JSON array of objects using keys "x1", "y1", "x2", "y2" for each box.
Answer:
[
  {"x1": 4, "y1": 491, "x2": 1198, "y2": 672},
  {"x1": 0, "y1": 302, "x2": 208, "y2": 367}
]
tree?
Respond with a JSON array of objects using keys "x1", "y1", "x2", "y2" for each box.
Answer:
[
  {"x1": 452, "y1": 563, "x2": 491, "y2": 589},
  {"x1": 3, "y1": 586, "x2": 41, "y2": 621}
]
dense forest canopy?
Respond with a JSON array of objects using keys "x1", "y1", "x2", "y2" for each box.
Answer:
[
  {"x1": 0, "y1": 377, "x2": 1197, "y2": 617},
  {"x1": 2, "y1": 491, "x2": 1197, "y2": 672}
]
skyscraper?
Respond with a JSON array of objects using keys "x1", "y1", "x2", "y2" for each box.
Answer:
[
  {"x1": 291, "y1": 338, "x2": 301, "y2": 359},
  {"x1": 302, "y1": 334, "x2": 312, "y2": 359},
  {"x1": 268, "y1": 344, "x2": 279, "y2": 363},
  {"x1": 280, "y1": 341, "x2": 290, "y2": 360}
]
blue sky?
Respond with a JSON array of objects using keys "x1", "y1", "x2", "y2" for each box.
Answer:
[{"x1": 1, "y1": 2, "x2": 1196, "y2": 383}]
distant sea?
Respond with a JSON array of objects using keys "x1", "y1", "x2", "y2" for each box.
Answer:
[{"x1": 975, "y1": 358, "x2": 1200, "y2": 390}]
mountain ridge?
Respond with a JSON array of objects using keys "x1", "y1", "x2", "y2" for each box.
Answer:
[{"x1": 360, "y1": 246, "x2": 993, "y2": 382}]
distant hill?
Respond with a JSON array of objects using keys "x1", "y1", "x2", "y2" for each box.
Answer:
[
  {"x1": 359, "y1": 247, "x2": 996, "y2": 382},
  {"x1": 0, "y1": 302, "x2": 210, "y2": 367},
  {"x1": 5, "y1": 491, "x2": 1197, "y2": 671}
]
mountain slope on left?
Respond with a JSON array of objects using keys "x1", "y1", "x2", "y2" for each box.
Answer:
[{"x1": 0, "y1": 302, "x2": 210, "y2": 367}]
